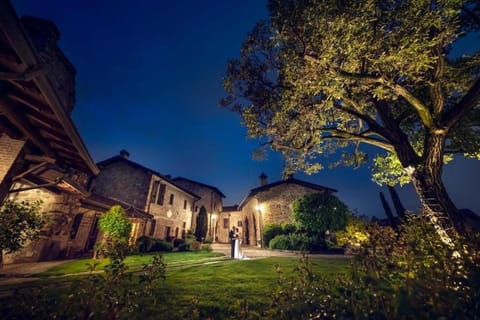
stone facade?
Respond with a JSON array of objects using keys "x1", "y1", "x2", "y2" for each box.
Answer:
[
  {"x1": 172, "y1": 177, "x2": 224, "y2": 240},
  {"x1": 146, "y1": 177, "x2": 198, "y2": 240},
  {"x1": 0, "y1": 135, "x2": 26, "y2": 202},
  {"x1": 221, "y1": 175, "x2": 336, "y2": 247},
  {"x1": 94, "y1": 152, "x2": 199, "y2": 241},
  {"x1": 217, "y1": 205, "x2": 242, "y2": 243},
  {"x1": 5, "y1": 182, "x2": 100, "y2": 263}
]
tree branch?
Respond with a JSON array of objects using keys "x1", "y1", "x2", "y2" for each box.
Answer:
[
  {"x1": 444, "y1": 76, "x2": 480, "y2": 129},
  {"x1": 323, "y1": 128, "x2": 394, "y2": 151}
]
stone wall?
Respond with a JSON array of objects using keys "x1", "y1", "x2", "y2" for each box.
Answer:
[
  {"x1": 94, "y1": 161, "x2": 150, "y2": 208},
  {"x1": 217, "y1": 209, "x2": 242, "y2": 243},
  {"x1": 0, "y1": 134, "x2": 26, "y2": 202},
  {"x1": 5, "y1": 182, "x2": 99, "y2": 263},
  {"x1": 147, "y1": 177, "x2": 195, "y2": 240},
  {"x1": 172, "y1": 179, "x2": 223, "y2": 237},
  {"x1": 242, "y1": 182, "x2": 329, "y2": 247}
]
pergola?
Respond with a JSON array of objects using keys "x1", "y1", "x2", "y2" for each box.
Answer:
[{"x1": 0, "y1": 0, "x2": 98, "y2": 201}]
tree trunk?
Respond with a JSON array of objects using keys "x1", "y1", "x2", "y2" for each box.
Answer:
[{"x1": 405, "y1": 132, "x2": 466, "y2": 244}]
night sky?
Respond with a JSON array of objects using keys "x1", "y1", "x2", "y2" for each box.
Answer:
[{"x1": 12, "y1": 1, "x2": 480, "y2": 217}]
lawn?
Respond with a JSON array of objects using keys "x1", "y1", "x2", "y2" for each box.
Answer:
[
  {"x1": 1, "y1": 252, "x2": 351, "y2": 319},
  {"x1": 39, "y1": 251, "x2": 226, "y2": 276}
]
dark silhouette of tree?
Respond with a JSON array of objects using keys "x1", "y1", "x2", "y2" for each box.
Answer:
[
  {"x1": 195, "y1": 206, "x2": 208, "y2": 241},
  {"x1": 388, "y1": 186, "x2": 406, "y2": 219},
  {"x1": 380, "y1": 192, "x2": 396, "y2": 228}
]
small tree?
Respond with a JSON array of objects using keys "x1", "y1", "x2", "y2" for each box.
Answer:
[
  {"x1": 0, "y1": 200, "x2": 45, "y2": 271},
  {"x1": 98, "y1": 205, "x2": 132, "y2": 258},
  {"x1": 293, "y1": 193, "x2": 349, "y2": 238}
]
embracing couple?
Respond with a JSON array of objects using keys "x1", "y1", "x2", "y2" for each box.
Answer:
[{"x1": 229, "y1": 226, "x2": 244, "y2": 259}]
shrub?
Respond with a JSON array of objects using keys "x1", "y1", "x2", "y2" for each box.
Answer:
[
  {"x1": 136, "y1": 236, "x2": 155, "y2": 253},
  {"x1": 201, "y1": 244, "x2": 212, "y2": 252},
  {"x1": 151, "y1": 239, "x2": 173, "y2": 252},
  {"x1": 268, "y1": 214, "x2": 480, "y2": 319},
  {"x1": 263, "y1": 223, "x2": 297, "y2": 248},
  {"x1": 263, "y1": 223, "x2": 283, "y2": 247},
  {"x1": 203, "y1": 236, "x2": 213, "y2": 244},
  {"x1": 173, "y1": 238, "x2": 185, "y2": 248}
]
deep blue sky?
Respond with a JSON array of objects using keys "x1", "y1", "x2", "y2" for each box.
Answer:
[{"x1": 12, "y1": 1, "x2": 480, "y2": 217}]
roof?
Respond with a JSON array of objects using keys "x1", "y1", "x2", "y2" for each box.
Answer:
[
  {"x1": 82, "y1": 192, "x2": 153, "y2": 219},
  {"x1": 97, "y1": 155, "x2": 200, "y2": 200},
  {"x1": 172, "y1": 176, "x2": 226, "y2": 198},
  {"x1": 0, "y1": 2, "x2": 98, "y2": 175},
  {"x1": 238, "y1": 177, "x2": 337, "y2": 209},
  {"x1": 222, "y1": 205, "x2": 239, "y2": 212}
]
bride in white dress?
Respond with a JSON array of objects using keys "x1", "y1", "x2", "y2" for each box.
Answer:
[{"x1": 234, "y1": 228, "x2": 244, "y2": 259}]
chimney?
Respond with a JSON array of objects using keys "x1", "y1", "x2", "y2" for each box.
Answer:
[
  {"x1": 259, "y1": 173, "x2": 268, "y2": 186},
  {"x1": 119, "y1": 149, "x2": 130, "y2": 159}
]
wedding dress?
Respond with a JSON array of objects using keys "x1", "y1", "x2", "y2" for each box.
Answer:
[{"x1": 234, "y1": 238, "x2": 244, "y2": 259}]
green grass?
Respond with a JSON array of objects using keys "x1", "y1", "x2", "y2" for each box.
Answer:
[
  {"x1": 2, "y1": 253, "x2": 351, "y2": 319},
  {"x1": 38, "y1": 251, "x2": 225, "y2": 276},
  {"x1": 151, "y1": 256, "x2": 350, "y2": 318}
]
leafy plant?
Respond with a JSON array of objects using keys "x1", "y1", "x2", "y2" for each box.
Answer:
[{"x1": 0, "y1": 200, "x2": 45, "y2": 270}]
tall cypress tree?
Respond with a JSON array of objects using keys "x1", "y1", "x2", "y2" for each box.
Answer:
[
  {"x1": 195, "y1": 206, "x2": 208, "y2": 241},
  {"x1": 388, "y1": 186, "x2": 406, "y2": 219},
  {"x1": 380, "y1": 192, "x2": 396, "y2": 228}
]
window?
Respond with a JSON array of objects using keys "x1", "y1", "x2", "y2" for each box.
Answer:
[
  {"x1": 183, "y1": 200, "x2": 187, "y2": 210},
  {"x1": 157, "y1": 183, "x2": 166, "y2": 205},
  {"x1": 149, "y1": 219, "x2": 156, "y2": 236},
  {"x1": 169, "y1": 194, "x2": 174, "y2": 205},
  {"x1": 237, "y1": 221, "x2": 243, "y2": 227},
  {"x1": 150, "y1": 181, "x2": 159, "y2": 203},
  {"x1": 223, "y1": 218, "x2": 229, "y2": 229},
  {"x1": 70, "y1": 213, "x2": 84, "y2": 239}
]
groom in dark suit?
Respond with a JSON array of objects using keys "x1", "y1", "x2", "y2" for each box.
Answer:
[{"x1": 229, "y1": 226, "x2": 236, "y2": 258}]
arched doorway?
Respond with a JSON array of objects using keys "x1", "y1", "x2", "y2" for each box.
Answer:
[{"x1": 244, "y1": 217, "x2": 250, "y2": 245}]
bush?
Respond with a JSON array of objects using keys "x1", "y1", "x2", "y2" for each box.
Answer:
[
  {"x1": 173, "y1": 238, "x2": 185, "y2": 248},
  {"x1": 200, "y1": 244, "x2": 212, "y2": 252},
  {"x1": 136, "y1": 237, "x2": 172, "y2": 253},
  {"x1": 136, "y1": 236, "x2": 155, "y2": 253},
  {"x1": 151, "y1": 239, "x2": 173, "y2": 252},
  {"x1": 263, "y1": 223, "x2": 284, "y2": 247},
  {"x1": 263, "y1": 223, "x2": 297, "y2": 248},
  {"x1": 268, "y1": 214, "x2": 480, "y2": 319},
  {"x1": 203, "y1": 236, "x2": 213, "y2": 244},
  {"x1": 268, "y1": 233, "x2": 312, "y2": 251}
]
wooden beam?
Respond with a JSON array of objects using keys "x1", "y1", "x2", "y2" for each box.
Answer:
[
  {"x1": 24, "y1": 154, "x2": 56, "y2": 163},
  {"x1": 0, "y1": 95, "x2": 55, "y2": 156},
  {"x1": 0, "y1": 114, "x2": 23, "y2": 138},
  {"x1": 12, "y1": 161, "x2": 48, "y2": 181},
  {"x1": 25, "y1": 109, "x2": 61, "y2": 131},
  {"x1": 8, "y1": 89, "x2": 54, "y2": 115}
]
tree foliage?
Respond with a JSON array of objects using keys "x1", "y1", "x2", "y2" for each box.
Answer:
[
  {"x1": 0, "y1": 200, "x2": 45, "y2": 270},
  {"x1": 222, "y1": 0, "x2": 480, "y2": 237},
  {"x1": 292, "y1": 193, "x2": 349, "y2": 235},
  {"x1": 99, "y1": 205, "x2": 132, "y2": 241}
]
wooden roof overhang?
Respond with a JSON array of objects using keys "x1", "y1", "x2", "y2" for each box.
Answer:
[{"x1": 0, "y1": 1, "x2": 99, "y2": 194}]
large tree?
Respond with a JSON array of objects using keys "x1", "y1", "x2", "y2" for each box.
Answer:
[{"x1": 222, "y1": 0, "x2": 480, "y2": 242}]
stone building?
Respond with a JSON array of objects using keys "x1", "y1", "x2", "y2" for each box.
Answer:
[
  {"x1": 95, "y1": 151, "x2": 200, "y2": 241},
  {"x1": 222, "y1": 174, "x2": 337, "y2": 247},
  {"x1": 172, "y1": 177, "x2": 225, "y2": 241},
  {"x1": 217, "y1": 205, "x2": 242, "y2": 243}
]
